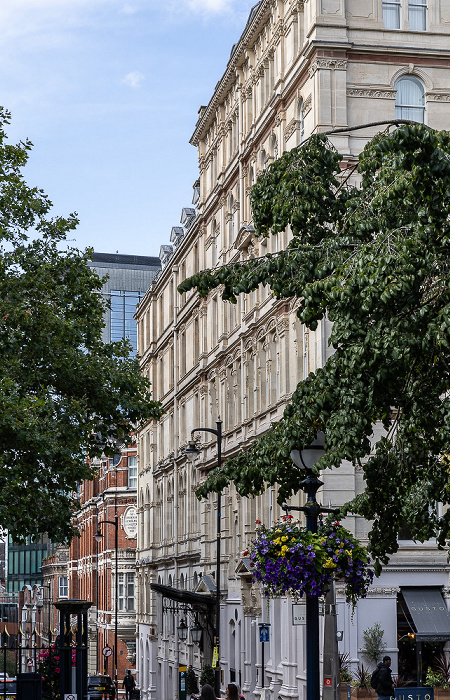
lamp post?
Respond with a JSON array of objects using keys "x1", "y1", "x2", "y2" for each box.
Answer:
[
  {"x1": 94, "y1": 514, "x2": 119, "y2": 691},
  {"x1": 185, "y1": 420, "x2": 222, "y2": 698},
  {"x1": 283, "y1": 432, "x2": 338, "y2": 700}
]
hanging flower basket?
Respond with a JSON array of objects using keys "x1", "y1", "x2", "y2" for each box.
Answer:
[{"x1": 245, "y1": 518, "x2": 373, "y2": 609}]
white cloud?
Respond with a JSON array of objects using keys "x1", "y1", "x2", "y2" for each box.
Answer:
[
  {"x1": 186, "y1": 0, "x2": 233, "y2": 12},
  {"x1": 120, "y1": 3, "x2": 138, "y2": 14},
  {"x1": 121, "y1": 71, "x2": 145, "y2": 88}
]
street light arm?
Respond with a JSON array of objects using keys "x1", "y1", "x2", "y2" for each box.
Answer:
[
  {"x1": 191, "y1": 427, "x2": 220, "y2": 440},
  {"x1": 96, "y1": 519, "x2": 118, "y2": 528}
]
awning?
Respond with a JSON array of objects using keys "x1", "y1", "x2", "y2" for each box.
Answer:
[
  {"x1": 150, "y1": 583, "x2": 215, "y2": 610},
  {"x1": 401, "y1": 587, "x2": 450, "y2": 642}
]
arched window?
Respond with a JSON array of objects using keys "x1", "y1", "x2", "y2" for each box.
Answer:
[
  {"x1": 271, "y1": 134, "x2": 278, "y2": 161},
  {"x1": 261, "y1": 150, "x2": 267, "y2": 170},
  {"x1": 299, "y1": 100, "x2": 305, "y2": 145},
  {"x1": 395, "y1": 76, "x2": 425, "y2": 123}
]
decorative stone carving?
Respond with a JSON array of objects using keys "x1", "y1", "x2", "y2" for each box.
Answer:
[
  {"x1": 303, "y1": 93, "x2": 312, "y2": 115},
  {"x1": 309, "y1": 58, "x2": 347, "y2": 77},
  {"x1": 275, "y1": 110, "x2": 286, "y2": 127},
  {"x1": 347, "y1": 88, "x2": 396, "y2": 99},
  {"x1": 285, "y1": 118, "x2": 300, "y2": 143},
  {"x1": 428, "y1": 93, "x2": 450, "y2": 102}
]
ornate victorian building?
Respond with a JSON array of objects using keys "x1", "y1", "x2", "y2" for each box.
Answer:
[{"x1": 136, "y1": 2, "x2": 450, "y2": 699}]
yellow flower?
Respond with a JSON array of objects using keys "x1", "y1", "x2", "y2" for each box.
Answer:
[
  {"x1": 345, "y1": 550, "x2": 352, "y2": 557},
  {"x1": 281, "y1": 536, "x2": 288, "y2": 542},
  {"x1": 324, "y1": 558, "x2": 337, "y2": 569},
  {"x1": 276, "y1": 529, "x2": 282, "y2": 533},
  {"x1": 273, "y1": 538, "x2": 280, "y2": 545},
  {"x1": 291, "y1": 537, "x2": 296, "y2": 542},
  {"x1": 335, "y1": 549, "x2": 341, "y2": 555},
  {"x1": 281, "y1": 545, "x2": 288, "y2": 552}
]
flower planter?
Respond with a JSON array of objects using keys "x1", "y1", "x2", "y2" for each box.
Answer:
[
  {"x1": 434, "y1": 688, "x2": 450, "y2": 700},
  {"x1": 248, "y1": 518, "x2": 373, "y2": 607},
  {"x1": 351, "y1": 689, "x2": 376, "y2": 699}
]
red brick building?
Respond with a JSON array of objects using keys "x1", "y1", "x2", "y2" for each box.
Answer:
[{"x1": 68, "y1": 444, "x2": 139, "y2": 688}]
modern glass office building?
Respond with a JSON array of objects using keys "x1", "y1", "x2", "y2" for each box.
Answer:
[{"x1": 7, "y1": 534, "x2": 49, "y2": 593}]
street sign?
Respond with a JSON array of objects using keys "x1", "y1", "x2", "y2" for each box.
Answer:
[
  {"x1": 26, "y1": 658, "x2": 34, "y2": 667},
  {"x1": 102, "y1": 645, "x2": 113, "y2": 657},
  {"x1": 259, "y1": 625, "x2": 270, "y2": 643},
  {"x1": 64, "y1": 695, "x2": 77, "y2": 700}
]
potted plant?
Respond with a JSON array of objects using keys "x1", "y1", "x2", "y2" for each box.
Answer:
[
  {"x1": 360, "y1": 623, "x2": 387, "y2": 665},
  {"x1": 339, "y1": 653, "x2": 353, "y2": 700},
  {"x1": 351, "y1": 664, "x2": 375, "y2": 699},
  {"x1": 426, "y1": 654, "x2": 450, "y2": 700},
  {"x1": 247, "y1": 517, "x2": 373, "y2": 609}
]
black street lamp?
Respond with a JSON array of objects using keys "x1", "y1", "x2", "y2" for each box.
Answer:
[
  {"x1": 177, "y1": 619, "x2": 188, "y2": 642},
  {"x1": 283, "y1": 431, "x2": 338, "y2": 700},
  {"x1": 94, "y1": 514, "x2": 119, "y2": 691},
  {"x1": 185, "y1": 420, "x2": 222, "y2": 698}
]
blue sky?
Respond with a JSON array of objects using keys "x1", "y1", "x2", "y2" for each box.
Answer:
[{"x1": 0, "y1": 0, "x2": 257, "y2": 257}]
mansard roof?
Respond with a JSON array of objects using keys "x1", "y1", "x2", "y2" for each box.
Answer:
[{"x1": 190, "y1": 0, "x2": 269, "y2": 146}]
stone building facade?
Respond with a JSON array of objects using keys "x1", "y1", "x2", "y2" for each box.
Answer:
[{"x1": 135, "y1": 2, "x2": 450, "y2": 700}]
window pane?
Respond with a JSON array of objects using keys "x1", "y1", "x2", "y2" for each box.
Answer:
[
  {"x1": 383, "y1": 1, "x2": 401, "y2": 28},
  {"x1": 395, "y1": 77, "x2": 425, "y2": 123},
  {"x1": 409, "y1": 2, "x2": 426, "y2": 31},
  {"x1": 110, "y1": 290, "x2": 140, "y2": 354},
  {"x1": 128, "y1": 456, "x2": 138, "y2": 488}
]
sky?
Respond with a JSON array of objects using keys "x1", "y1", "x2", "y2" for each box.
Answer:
[{"x1": 0, "y1": 0, "x2": 258, "y2": 257}]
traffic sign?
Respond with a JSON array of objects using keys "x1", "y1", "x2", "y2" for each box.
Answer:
[
  {"x1": 64, "y1": 695, "x2": 77, "y2": 700},
  {"x1": 26, "y1": 658, "x2": 34, "y2": 667},
  {"x1": 259, "y1": 624, "x2": 270, "y2": 643},
  {"x1": 102, "y1": 645, "x2": 113, "y2": 657}
]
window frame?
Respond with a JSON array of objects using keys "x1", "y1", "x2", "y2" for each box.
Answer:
[
  {"x1": 395, "y1": 75, "x2": 426, "y2": 124},
  {"x1": 128, "y1": 455, "x2": 138, "y2": 489},
  {"x1": 383, "y1": 0, "x2": 401, "y2": 29},
  {"x1": 58, "y1": 576, "x2": 69, "y2": 598}
]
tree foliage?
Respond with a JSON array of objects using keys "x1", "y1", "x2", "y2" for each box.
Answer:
[
  {"x1": 0, "y1": 108, "x2": 162, "y2": 542},
  {"x1": 179, "y1": 122, "x2": 450, "y2": 573}
]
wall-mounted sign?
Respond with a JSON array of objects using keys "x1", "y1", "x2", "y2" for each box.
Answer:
[
  {"x1": 123, "y1": 506, "x2": 138, "y2": 538},
  {"x1": 292, "y1": 601, "x2": 325, "y2": 624},
  {"x1": 292, "y1": 604, "x2": 306, "y2": 625}
]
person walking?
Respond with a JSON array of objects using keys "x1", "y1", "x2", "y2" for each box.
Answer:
[
  {"x1": 374, "y1": 656, "x2": 394, "y2": 700},
  {"x1": 123, "y1": 669, "x2": 136, "y2": 700}
]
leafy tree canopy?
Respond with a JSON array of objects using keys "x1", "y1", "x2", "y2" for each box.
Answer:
[
  {"x1": 0, "y1": 108, "x2": 162, "y2": 543},
  {"x1": 179, "y1": 122, "x2": 450, "y2": 573}
]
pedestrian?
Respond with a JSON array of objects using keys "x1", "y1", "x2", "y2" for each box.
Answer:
[
  {"x1": 194, "y1": 684, "x2": 219, "y2": 700},
  {"x1": 187, "y1": 664, "x2": 200, "y2": 699},
  {"x1": 123, "y1": 669, "x2": 136, "y2": 700},
  {"x1": 373, "y1": 656, "x2": 394, "y2": 700},
  {"x1": 226, "y1": 684, "x2": 240, "y2": 700}
]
